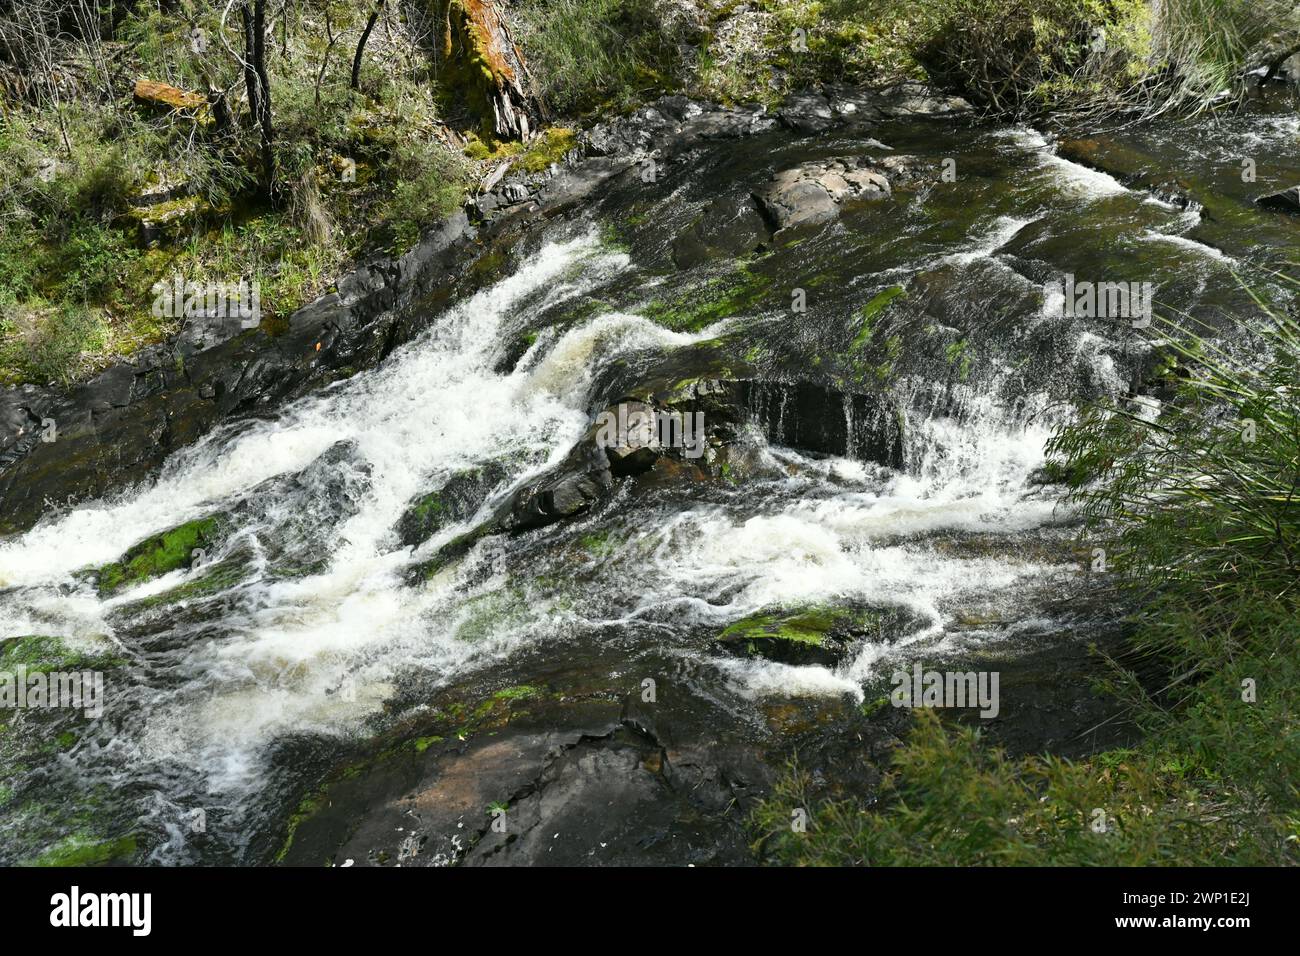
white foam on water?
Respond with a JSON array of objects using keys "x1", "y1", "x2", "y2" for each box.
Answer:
[
  {"x1": 941, "y1": 215, "x2": 1038, "y2": 266},
  {"x1": 995, "y1": 126, "x2": 1050, "y2": 150},
  {"x1": 1238, "y1": 113, "x2": 1300, "y2": 151},
  {"x1": 0, "y1": 236, "x2": 619, "y2": 594},
  {"x1": 999, "y1": 125, "x2": 1129, "y2": 201},
  {"x1": 1073, "y1": 331, "x2": 1128, "y2": 394},
  {"x1": 524, "y1": 311, "x2": 727, "y2": 404},
  {"x1": 1138, "y1": 230, "x2": 1235, "y2": 263},
  {"x1": 718, "y1": 656, "x2": 864, "y2": 701},
  {"x1": 0, "y1": 231, "x2": 707, "y2": 797},
  {"x1": 1040, "y1": 152, "x2": 1129, "y2": 199},
  {"x1": 618, "y1": 373, "x2": 1076, "y2": 700}
]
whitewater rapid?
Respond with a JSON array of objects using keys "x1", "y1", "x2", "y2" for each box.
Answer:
[{"x1": 5, "y1": 118, "x2": 1217, "y2": 862}]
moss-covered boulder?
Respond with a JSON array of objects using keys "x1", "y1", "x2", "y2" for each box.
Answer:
[
  {"x1": 122, "y1": 554, "x2": 251, "y2": 609},
  {"x1": 0, "y1": 635, "x2": 124, "y2": 675},
  {"x1": 715, "y1": 605, "x2": 881, "y2": 666},
  {"x1": 397, "y1": 461, "x2": 511, "y2": 547},
  {"x1": 19, "y1": 833, "x2": 138, "y2": 867},
  {"x1": 95, "y1": 516, "x2": 222, "y2": 596}
]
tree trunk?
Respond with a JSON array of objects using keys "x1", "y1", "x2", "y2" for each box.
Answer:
[
  {"x1": 432, "y1": 0, "x2": 534, "y2": 140},
  {"x1": 242, "y1": 0, "x2": 275, "y2": 198},
  {"x1": 350, "y1": 2, "x2": 382, "y2": 91}
]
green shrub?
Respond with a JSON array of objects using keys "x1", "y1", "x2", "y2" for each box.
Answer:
[
  {"x1": 1153, "y1": 0, "x2": 1300, "y2": 111},
  {"x1": 1047, "y1": 305, "x2": 1300, "y2": 639},
  {"x1": 379, "y1": 140, "x2": 469, "y2": 252},
  {"x1": 55, "y1": 220, "x2": 139, "y2": 302},
  {"x1": 695, "y1": 0, "x2": 1294, "y2": 117},
  {"x1": 895, "y1": 0, "x2": 1295, "y2": 116},
  {"x1": 752, "y1": 711, "x2": 1271, "y2": 866}
]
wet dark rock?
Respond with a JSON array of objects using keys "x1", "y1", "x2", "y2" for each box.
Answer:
[
  {"x1": 671, "y1": 195, "x2": 771, "y2": 268},
  {"x1": 740, "y1": 380, "x2": 904, "y2": 468},
  {"x1": 397, "y1": 461, "x2": 512, "y2": 548},
  {"x1": 273, "y1": 652, "x2": 767, "y2": 867},
  {"x1": 453, "y1": 354, "x2": 905, "y2": 550},
  {"x1": 502, "y1": 437, "x2": 616, "y2": 532},
  {"x1": 715, "y1": 605, "x2": 879, "y2": 667},
  {"x1": 1256, "y1": 185, "x2": 1300, "y2": 213},
  {"x1": 478, "y1": 345, "x2": 756, "y2": 539},
  {"x1": 753, "y1": 157, "x2": 891, "y2": 231},
  {"x1": 777, "y1": 93, "x2": 836, "y2": 133},
  {"x1": 1149, "y1": 178, "x2": 1195, "y2": 209},
  {"x1": 422, "y1": 373, "x2": 903, "y2": 567}
]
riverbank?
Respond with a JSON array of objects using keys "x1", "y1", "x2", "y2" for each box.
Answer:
[{"x1": 4, "y1": 1, "x2": 1296, "y2": 389}]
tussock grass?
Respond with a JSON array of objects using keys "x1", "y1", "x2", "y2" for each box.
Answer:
[{"x1": 512, "y1": 0, "x2": 697, "y2": 114}]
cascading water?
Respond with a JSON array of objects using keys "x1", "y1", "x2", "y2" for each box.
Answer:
[{"x1": 1, "y1": 105, "x2": 1294, "y2": 865}]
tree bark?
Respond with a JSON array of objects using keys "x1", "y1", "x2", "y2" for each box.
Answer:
[
  {"x1": 431, "y1": 0, "x2": 533, "y2": 139},
  {"x1": 242, "y1": 0, "x2": 275, "y2": 198},
  {"x1": 351, "y1": 2, "x2": 382, "y2": 91}
]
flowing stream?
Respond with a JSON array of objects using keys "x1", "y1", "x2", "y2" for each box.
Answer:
[{"x1": 1, "y1": 102, "x2": 1297, "y2": 864}]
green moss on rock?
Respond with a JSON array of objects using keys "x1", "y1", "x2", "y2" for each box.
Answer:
[
  {"x1": 96, "y1": 516, "x2": 221, "y2": 595},
  {"x1": 126, "y1": 556, "x2": 249, "y2": 608},
  {"x1": 642, "y1": 266, "x2": 774, "y2": 332},
  {"x1": 851, "y1": 285, "x2": 906, "y2": 352},
  {"x1": 0, "y1": 635, "x2": 124, "y2": 675},
  {"x1": 517, "y1": 127, "x2": 578, "y2": 172},
  {"x1": 716, "y1": 605, "x2": 878, "y2": 666},
  {"x1": 275, "y1": 790, "x2": 326, "y2": 865},
  {"x1": 21, "y1": 833, "x2": 138, "y2": 867}
]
